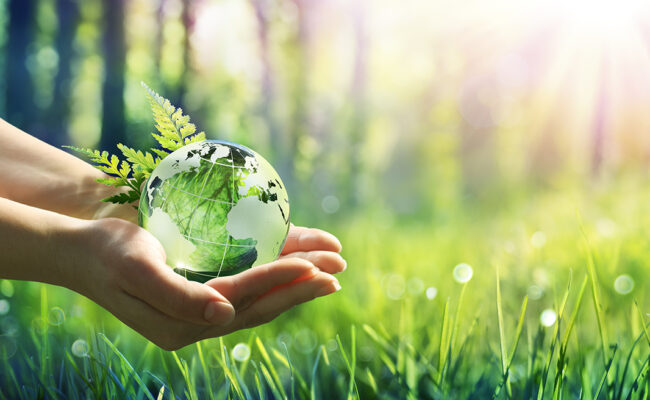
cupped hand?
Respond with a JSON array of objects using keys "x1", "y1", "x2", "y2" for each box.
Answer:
[{"x1": 64, "y1": 219, "x2": 345, "y2": 350}]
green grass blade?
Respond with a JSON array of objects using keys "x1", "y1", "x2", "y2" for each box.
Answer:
[
  {"x1": 336, "y1": 326, "x2": 359, "y2": 400},
  {"x1": 99, "y1": 334, "x2": 155, "y2": 400},
  {"x1": 256, "y1": 336, "x2": 287, "y2": 399},
  {"x1": 310, "y1": 346, "x2": 323, "y2": 400},
  {"x1": 635, "y1": 301, "x2": 650, "y2": 348},
  {"x1": 496, "y1": 266, "x2": 508, "y2": 376},
  {"x1": 436, "y1": 297, "x2": 451, "y2": 386},
  {"x1": 260, "y1": 363, "x2": 284, "y2": 400},
  {"x1": 624, "y1": 354, "x2": 649, "y2": 400},
  {"x1": 196, "y1": 341, "x2": 216, "y2": 400},
  {"x1": 579, "y1": 224, "x2": 610, "y2": 368}
]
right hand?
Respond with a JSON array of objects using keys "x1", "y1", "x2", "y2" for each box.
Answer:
[{"x1": 61, "y1": 218, "x2": 345, "y2": 350}]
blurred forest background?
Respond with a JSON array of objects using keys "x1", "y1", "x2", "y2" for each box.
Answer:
[
  {"x1": 3, "y1": 0, "x2": 650, "y2": 220},
  {"x1": 2, "y1": 1, "x2": 650, "y2": 397}
]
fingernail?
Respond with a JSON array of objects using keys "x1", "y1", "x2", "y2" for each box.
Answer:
[
  {"x1": 204, "y1": 301, "x2": 235, "y2": 325},
  {"x1": 329, "y1": 233, "x2": 343, "y2": 251},
  {"x1": 316, "y1": 280, "x2": 342, "y2": 297}
]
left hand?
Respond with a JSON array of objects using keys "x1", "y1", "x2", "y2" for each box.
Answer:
[{"x1": 197, "y1": 225, "x2": 346, "y2": 340}]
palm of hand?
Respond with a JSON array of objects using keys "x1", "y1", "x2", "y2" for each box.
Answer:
[{"x1": 76, "y1": 218, "x2": 345, "y2": 350}]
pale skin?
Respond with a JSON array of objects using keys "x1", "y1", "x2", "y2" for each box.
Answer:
[{"x1": 0, "y1": 118, "x2": 346, "y2": 350}]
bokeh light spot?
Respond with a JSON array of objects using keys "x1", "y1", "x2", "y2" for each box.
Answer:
[
  {"x1": 453, "y1": 263, "x2": 473, "y2": 283},
  {"x1": 294, "y1": 328, "x2": 318, "y2": 354},
  {"x1": 540, "y1": 309, "x2": 557, "y2": 327},
  {"x1": 0, "y1": 335, "x2": 17, "y2": 360},
  {"x1": 0, "y1": 280, "x2": 14, "y2": 297},
  {"x1": 48, "y1": 307, "x2": 65, "y2": 326},
  {"x1": 0, "y1": 300, "x2": 9, "y2": 316},
  {"x1": 614, "y1": 274, "x2": 634, "y2": 295},
  {"x1": 321, "y1": 195, "x2": 340, "y2": 214},
  {"x1": 407, "y1": 277, "x2": 424, "y2": 295},
  {"x1": 596, "y1": 218, "x2": 618, "y2": 238},
  {"x1": 527, "y1": 285, "x2": 543, "y2": 300},
  {"x1": 531, "y1": 231, "x2": 547, "y2": 248},
  {"x1": 232, "y1": 343, "x2": 251, "y2": 362},
  {"x1": 425, "y1": 287, "x2": 438, "y2": 300},
  {"x1": 383, "y1": 273, "x2": 406, "y2": 300},
  {"x1": 71, "y1": 339, "x2": 89, "y2": 358}
]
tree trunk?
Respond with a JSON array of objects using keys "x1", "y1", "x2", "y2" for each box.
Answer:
[
  {"x1": 100, "y1": 0, "x2": 127, "y2": 151},
  {"x1": 46, "y1": 0, "x2": 79, "y2": 147},
  {"x1": 250, "y1": 0, "x2": 283, "y2": 168},
  {"x1": 168, "y1": 0, "x2": 193, "y2": 107},
  {"x1": 5, "y1": 0, "x2": 36, "y2": 132},
  {"x1": 591, "y1": 62, "x2": 608, "y2": 176},
  {"x1": 346, "y1": 0, "x2": 368, "y2": 206},
  {"x1": 154, "y1": 0, "x2": 165, "y2": 77}
]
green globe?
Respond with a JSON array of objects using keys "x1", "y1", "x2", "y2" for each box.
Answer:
[{"x1": 138, "y1": 140, "x2": 290, "y2": 281}]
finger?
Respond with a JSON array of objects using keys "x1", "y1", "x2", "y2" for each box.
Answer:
[
  {"x1": 204, "y1": 257, "x2": 318, "y2": 310},
  {"x1": 104, "y1": 291, "x2": 202, "y2": 351},
  {"x1": 280, "y1": 251, "x2": 347, "y2": 274},
  {"x1": 281, "y1": 226, "x2": 342, "y2": 255},
  {"x1": 230, "y1": 271, "x2": 340, "y2": 331},
  {"x1": 120, "y1": 260, "x2": 235, "y2": 326}
]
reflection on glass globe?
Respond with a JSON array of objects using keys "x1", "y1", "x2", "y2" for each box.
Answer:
[{"x1": 138, "y1": 140, "x2": 290, "y2": 282}]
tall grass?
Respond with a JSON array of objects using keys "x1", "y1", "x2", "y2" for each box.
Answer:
[{"x1": 0, "y1": 180, "x2": 649, "y2": 399}]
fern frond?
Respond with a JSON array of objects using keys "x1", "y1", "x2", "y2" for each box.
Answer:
[
  {"x1": 117, "y1": 143, "x2": 160, "y2": 174},
  {"x1": 63, "y1": 145, "x2": 141, "y2": 203},
  {"x1": 64, "y1": 146, "x2": 125, "y2": 178},
  {"x1": 102, "y1": 191, "x2": 141, "y2": 204},
  {"x1": 141, "y1": 81, "x2": 205, "y2": 153},
  {"x1": 95, "y1": 177, "x2": 128, "y2": 187},
  {"x1": 184, "y1": 131, "x2": 206, "y2": 145},
  {"x1": 152, "y1": 148, "x2": 171, "y2": 159},
  {"x1": 64, "y1": 85, "x2": 207, "y2": 207}
]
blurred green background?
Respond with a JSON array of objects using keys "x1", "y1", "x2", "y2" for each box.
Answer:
[
  {"x1": 4, "y1": 0, "x2": 650, "y2": 214},
  {"x1": 0, "y1": 0, "x2": 649, "y2": 398}
]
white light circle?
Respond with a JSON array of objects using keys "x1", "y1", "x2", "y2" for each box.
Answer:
[
  {"x1": 527, "y1": 285, "x2": 543, "y2": 300},
  {"x1": 453, "y1": 263, "x2": 473, "y2": 283},
  {"x1": 531, "y1": 231, "x2": 547, "y2": 248},
  {"x1": 321, "y1": 195, "x2": 340, "y2": 214},
  {"x1": 407, "y1": 277, "x2": 425, "y2": 295},
  {"x1": 232, "y1": 343, "x2": 251, "y2": 362},
  {"x1": 425, "y1": 287, "x2": 438, "y2": 300},
  {"x1": 0, "y1": 300, "x2": 9, "y2": 316},
  {"x1": 383, "y1": 274, "x2": 406, "y2": 300},
  {"x1": 614, "y1": 274, "x2": 634, "y2": 295},
  {"x1": 71, "y1": 339, "x2": 89, "y2": 358},
  {"x1": 540, "y1": 309, "x2": 557, "y2": 327}
]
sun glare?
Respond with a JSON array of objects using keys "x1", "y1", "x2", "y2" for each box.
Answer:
[{"x1": 558, "y1": 0, "x2": 644, "y2": 31}]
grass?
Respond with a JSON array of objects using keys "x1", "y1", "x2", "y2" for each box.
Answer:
[{"x1": 0, "y1": 177, "x2": 649, "y2": 399}]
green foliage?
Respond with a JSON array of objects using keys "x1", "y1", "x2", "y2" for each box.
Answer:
[
  {"x1": 63, "y1": 83, "x2": 206, "y2": 206},
  {"x1": 2, "y1": 179, "x2": 650, "y2": 399},
  {"x1": 141, "y1": 82, "x2": 206, "y2": 153}
]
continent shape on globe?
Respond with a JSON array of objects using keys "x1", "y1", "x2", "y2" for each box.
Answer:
[{"x1": 138, "y1": 140, "x2": 290, "y2": 281}]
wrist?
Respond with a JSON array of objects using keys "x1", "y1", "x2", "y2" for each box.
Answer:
[{"x1": 42, "y1": 214, "x2": 93, "y2": 289}]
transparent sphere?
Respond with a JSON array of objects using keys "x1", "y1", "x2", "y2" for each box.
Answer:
[{"x1": 139, "y1": 140, "x2": 290, "y2": 281}]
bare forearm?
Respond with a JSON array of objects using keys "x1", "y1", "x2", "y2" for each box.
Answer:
[
  {"x1": 0, "y1": 197, "x2": 86, "y2": 286},
  {"x1": 0, "y1": 118, "x2": 127, "y2": 220}
]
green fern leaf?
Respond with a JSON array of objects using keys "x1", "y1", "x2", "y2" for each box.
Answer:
[
  {"x1": 184, "y1": 131, "x2": 206, "y2": 145},
  {"x1": 102, "y1": 191, "x2": 140, "y2": 204},
  {"x1": 141, "y1": 81, "x2": 204, "y2": 152},
  {"x1": 117, "y1": 143, "x2": 159, "y2": 174},
  {"x1": 65, "y1": 85, "x2": 207, "y2": 207},
  {"x1": 152, "y1": 148, "x2": 171, "y2": 159},
  {"x1": 95, "y1": 177, "x2": 127, "y2": 187}
]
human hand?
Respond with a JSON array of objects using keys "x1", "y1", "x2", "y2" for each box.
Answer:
[{"x1": 61, "y1": 218, "x2": 345, "y2": 350}]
